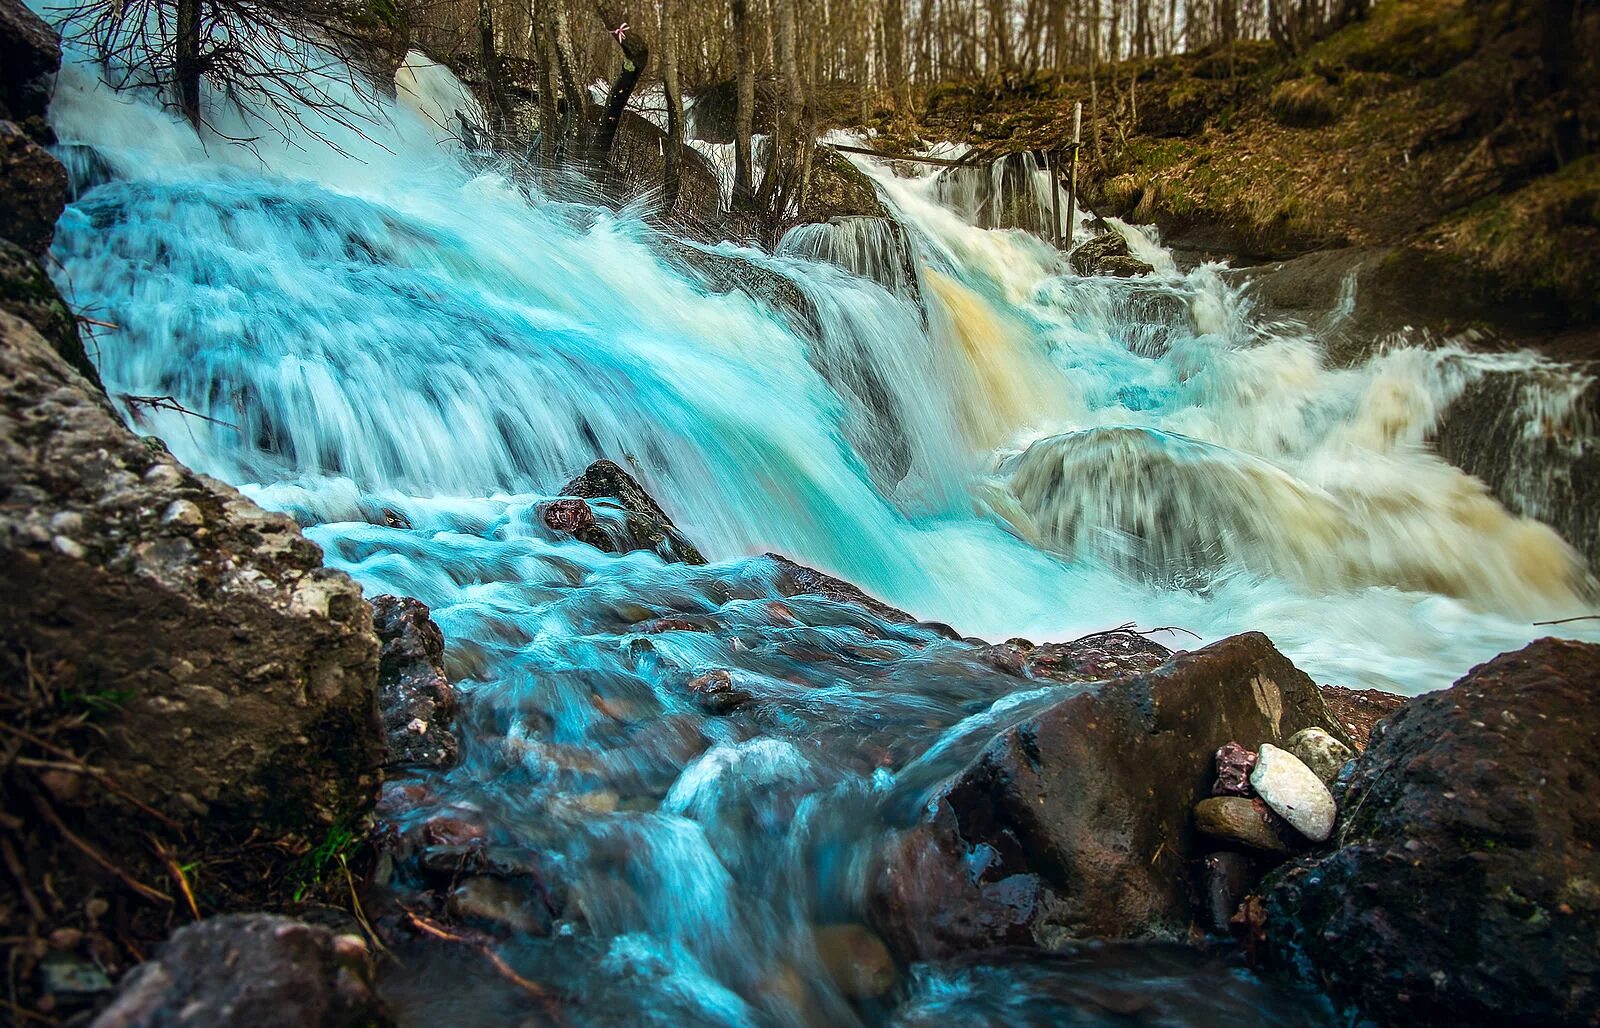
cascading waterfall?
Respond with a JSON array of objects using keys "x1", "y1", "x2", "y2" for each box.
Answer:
[{"x1": 40, "y1": 32, "x2": 1600, "y2": 1024}]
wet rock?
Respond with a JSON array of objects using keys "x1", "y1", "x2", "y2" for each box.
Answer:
[
  {"x1": 1318, "y1": 683, "x2": 1405, "y2": 751},
  {"x1": 766, "y1": 553, "x2": 917, "y2": 625},
  {"x1": 542, "y1": 496, "x2": 597, "y2": 534},
  {"x1": 448, "y1": 876, "x2": 553, "y2": 937},
  {"x1": 91, "y1": 914, "x2": 383, "y2": 1028},
  {"x1": 869, "y1": 633, "x2": 1350, "y2": 958},
  {"x1": 0, "y1": 309, "x2": 382, "y2": 965},
  {"x1": 371, "y1": 595, "x2": 458, "y2": 770},
  {"x1": 1006, "y1": 630, "x2": 1172, "y2": 684},
  {"x1": 1200, "y1": 852, "x2": 1256, "y2": 934},
  {"x1": 813, "y1": 924, "x2": 896, "y2": 999},
  {"x1": 1194, "y1": 796, "x2": 1294, "y2": 854},
  {"x1": 1284, "y1": 727, "x2": 1352, "y2": 784},
  {"x1": 1264, "y1": 637, "x2": 1600, "y2": 1025},
  {"x1": 0, "y1": 239, "x2": 100, "y2": 388},
  {"x1": 1250, "y1": 744, "x2": 1335, "y2": 842},
  {"x1": 684, "y1": 669, "x2": 753, "y2": 714},
  {"x1": 559, "y1": 458, "x2": 707, "y2": 565},
  {"x1": 1212, "y1": 741, "x2": 1258, "y2": 796},
  {"x1": 0, "y1": 120, "x2": 67, "y2": 255},
  {"x1": 1070, "y1": 231, "x2": 1155, "y2": 278},
  {"x1": 0, "y1": 0, "x2": 61, "y2": 140}
]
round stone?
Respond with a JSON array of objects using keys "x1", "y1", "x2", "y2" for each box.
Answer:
[
  {"x1": 1286, "y1": 727, "x2": 1354, "y2": 784},
  {"x1": 1251, "y1": 743, "x2": 1337, "y2": 842}
]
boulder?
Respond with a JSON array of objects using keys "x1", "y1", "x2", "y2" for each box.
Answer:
[
  {"x1": 0, "y1": 308, "x2": 382, "y2": 984},
  {"x1": 0, "y1": 238, "x2": 101, "y2": 389},
  {"x1": 1070, "y1": 230, "x2": 1155, "y2": 278},
  {"x1": 868, "y1": 633, "x2": 1351, "y2": 958},
  {"x1": 371, "y1": 595, "x2": 458, "y2": 770},
  {"x1": 766, "y1": 553, "x2": 917, "y2": 625},
  {"x1": 557, "y1": 458, "x2": 707, "y2": 565},
  {"x1": 1264, "y1": 637, "x2": 1600, "y2": 1025},
  {"x1": 1250, "y1": 743, "x2": 1336, "y2": 842},
  {"x1": 91, "y1": 914, "x2": 384, "y2": 1028},
  {"x1": 0, "y1": 119, "x2": 67, "y2": 254},
  {"x1": 0, "y1": 0, "x2": 61, "y2": 139},
  {"x1": 978, "y1": 630, "x2": 1172, "y2": 684}
]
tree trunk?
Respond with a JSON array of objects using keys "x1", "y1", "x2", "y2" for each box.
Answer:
[
  {"x1": 477, "y1": 0, "x2": 509, "y2": 139},
  {"x1": 175, "y1": 0, "x2": 202, "y2": 128},
  {"x1": 660, "y1": 0, "x2": 685, "y2": 211},
  {"x1": 732, "y1": 0, "x2": 757, "y2": 207},
  {"x1": 551, "y1": 4, "x2": 585, "y2": 141},
  {"x1": 593, "y1": 3, "x2": 650, "y2": 156},
  {"x1": 884, "y1": 0, "x2": 911, "y2": 117}
]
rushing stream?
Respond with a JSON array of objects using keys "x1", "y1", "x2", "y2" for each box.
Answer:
[{"x1": 41, "y1": 34, "x2": 1599, "y2": 1026}]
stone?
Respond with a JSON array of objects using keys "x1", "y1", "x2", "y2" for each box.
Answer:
[
  {"x1": 1070, "y1": 231, "x2": 1155, "y2": 278},
  {"x1": 984, "y1": 629, "x2": 1173, "y2": 684},
  {"x1": 1212, "y1": 741, "x2": 1257, "y2": 796},
  {"x1": 0, "y1": 120, "x2": 67, "y2": 255},
  {"x1": 1264, "y1": 637, "x2": 1600, "y2": 1025},
  {"x1": 1285, "y1": 727, "x2": 1353, "y2": 784},
  {"x1": 1250, "y1": 744, "x2": 1336, "y2": 842},
  {"x1": 90, "y1": 915, "x2": 383, "y2": 1028},
  {"x1": 766, "y1": 553, "x2": 917, "y2": 625},
  {"x1": 813, "y1": 924, "x2": 896, "y2": 999},
  {"x1": 868, "y1": 633, "x2": 1352, "y2": 958},
  {"x1": 0, "y1": 309, "x2": 382, "y2": 988},
  {"x1": 684, "y1": 669, "x2": 753, "y2": 714},
  {"x1": 371, "y1": 595, "x2": 458, "y2": 770},
  {"x1": 0, "y1": 0, "x2": 61, "y2": 136},
  {"x1": 1194, "y1": 796, "x2": 1295, "y2": 854},
  {"x1": 559, "y1": 458, "x2": 707, "y2": 564},
  {"x1": 1318, "y1": 684, "x2": 1405, "y2": 751},
  {"x1": 447, "y1": 876, "x2": 553, "y2": 937},
  {"x1": 543, "y1": 496, "x2": 596, "y2": 534},
  {"x1": 1200, "y1": 851, "x2": 1256, "y2": 934}
]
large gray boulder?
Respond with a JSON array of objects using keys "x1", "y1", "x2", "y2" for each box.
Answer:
[
  {"x1": 868, "y1": 632, "x2": 1349, "y2": 959},
  {"x1": 0, "y1": 307, "x2": 382, "y2": 998}
]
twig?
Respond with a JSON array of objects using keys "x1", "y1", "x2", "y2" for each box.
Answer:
[
  {"x1": 150, "y1": 836, "x2": 201, "y2": 921},
  {"x1": 338, "y1": 855, "x2": 387, "y2": 958},
  {"x1": 31, "y1": 797, "x2": 171, "y2": 906},
  {"x1": 75, "y1": 316, "x2": 121, "y2": 331},
  {"x1": 0, "y1": 836, "x2": 46, "y2": 923},
  {"x1": 0, "y1": 721, "x2": 181, "y2": 830},
  {"x1": 119, "y1": 394, "x2": 238, "y2": 430},
  {"x1": 401, "y1": 910, "x2": 560, "y2": 1013},
  {"x1": 1532, "y1": 615, "x2": 1600, "y2": 626}
]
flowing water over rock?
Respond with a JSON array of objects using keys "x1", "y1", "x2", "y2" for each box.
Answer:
[{"x1": 40, "y1": 37, "x2": 1599, "y2": 1025}]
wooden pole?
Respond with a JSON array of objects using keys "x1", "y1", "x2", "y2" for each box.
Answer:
[
  {"x1": 1045, "y1": 149, "x2": 1063, "y2": 248},
  {"x1": 1065, "y1": 101, "x2": 1082, "y2": 248}
]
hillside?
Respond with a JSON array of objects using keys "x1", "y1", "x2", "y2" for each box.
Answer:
[{"x1": 882, "y1": 0, "x2": 1599, "y2": 351}]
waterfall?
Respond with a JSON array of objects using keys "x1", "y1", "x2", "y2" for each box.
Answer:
[{"x1": 37, "y1": 31, "x2": 1600, "y2": 1022}]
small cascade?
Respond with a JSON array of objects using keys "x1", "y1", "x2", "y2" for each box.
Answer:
[
  {"x1": 930, "y1": 150, "x2": 1062, "y2": 241},
  {"x1": 777, "y1": 215, "x2": 922, "y2": 303}
]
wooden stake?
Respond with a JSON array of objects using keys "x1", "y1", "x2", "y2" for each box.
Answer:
[{"x1": 1065, "y1": 101, "x2": 1082, "y2": 249}]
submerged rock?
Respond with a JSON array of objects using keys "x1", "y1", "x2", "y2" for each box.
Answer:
[
  {"x1": 91, "y1": 915, "x2": 383, "y2": 1028},
  {"x1": 813, "y1": 924, "x2": 896, "y2": 999},
  {"x1": 1070, "y1": 230, "x2": 1155, "y2": 278},
  {"x1": 1250, "y1": 744, "x2": 1336, "y2": 842},
  {"x1": 1285, "y1": 727, "x2": 1353, "y2": 784},
  {"x1": 868, "y1": 633, "x2": 1351, "y2": 958},
  {"x1": 1264, "y1": 637, "x2": 1600, "y2": 1025}
]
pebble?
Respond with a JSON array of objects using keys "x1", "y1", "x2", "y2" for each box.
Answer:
[
  {"x1": 813, "y1": 924, "x2": 896, "y2": 998},
  {"x1": 1251, "y1": 743, "x2": 1337, "y2": 842},
  {"x1": 1212, "y1": 741, "x2": 1257, "y2": 796},
  {"x1": 1194, "y1": 796, "x2": 1294, "y2": 854},
  {"x1": 1286, "y1": 727, "x2": 1354, "y2": 784},
  {"x1": 162, "y1": 499, "x2": 205, "y2": 528}
]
